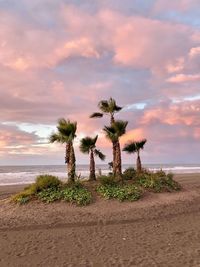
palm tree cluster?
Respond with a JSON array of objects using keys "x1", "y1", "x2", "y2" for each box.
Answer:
[{"x1": 50, "y1": 98, "x2": 147, "y2": 182}]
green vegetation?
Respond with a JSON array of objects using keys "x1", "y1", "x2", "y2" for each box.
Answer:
[
  {"x1": 123, "y1": 167, "x2": 136, "y2": 180},
  {"x1": 37, "y1": 182, "x2": 92, "y2": 206},
  {"x1": 98, "y1": 174, "x2": 117, "y2": 186},
  {"x1": 12, "y1": 169, "x2": 180, "y2": 205},
  {"x1": 12, "y1": 175, "x2": 62, "y2": 204},
  {"x1": 35, "y1": 175, "x2": 61, "y2": 190},
  {"x1": 96, "y1": 169, "x2": 181, "y2": 201},
  {"x1": 37, "y1": 187, "x2": 62, "y2": 203},
  {"x1": 135, "y1": 170, "x2": 181, "y2": 192},
  {"x1": 61, "y1": 183, "x2": 92, "y2": 206},
  {"x1": 12, "y1": 191, "x2": 32, "y2": 205},
  {"x1": 12, "y1": 176, "x2": 92, "y2": 206},
  {"x1": 96, "y1": 184, "x2": 142, "y2": 202}
]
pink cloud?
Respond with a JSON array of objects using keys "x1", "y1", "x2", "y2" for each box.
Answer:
[
  {"x1": 141, "y1": 100, "x2": 200, "y2": 127},
  {"x1": 167, "y1": 73, "x2": 200, "y2": 83},
  {"x1": 0, "y1": 2, "x2": 200, "y2": 164},
  {"x1": 189, "y1": 47, "x2": 200, "y2": 57}
]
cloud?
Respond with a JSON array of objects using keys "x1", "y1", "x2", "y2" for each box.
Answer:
[
  {"x1": 167, "y1": 73, "x2": 200, "y2": 83},
  {"x1": 0, "y1": 124, "x2": 39, "y2": 154},
  {"x1": 189, "y1": 46, "x2": 200, "y2": 57},
  {"x1": 0, "y1": 1, "x2": 200, "y2": 164},
  {"x1": 141, "y1": 100, "x2": 200, "y2": 128}
]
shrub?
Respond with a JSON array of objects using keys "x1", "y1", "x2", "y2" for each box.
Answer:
[
  {"x1": 37, "y1": 181, "x2": 92, "y2": 206},
  {"x1": 23, "y1": 184, "x2": 38, "y2": 194},
  {"x1": 123, "y1": 167, "x2": 136, "y2": 180},
  {"x1": 136, "y1": 170, "x2": 181, "y2": 192},
  {"x1": 65, "y1": 189, "x2": 90, "y2": 205},
  {"x1": 12, "y1": 191, "x2": 32, "y2": 204},
  {"x1": 164, "y1": 173, "x2": 181, "y2": 191},
  {"x1": 37, "y1": 187, "x2": 63, "y2": 203},
  {"x1": 12, "y1": 175, "x2": 62, "y2": 204},
  {"x1": 12, "y1": 183, "x2": 40, "y2": 204},
  {"x1": 62, "y1": 186, "x2": 92, "y2": 206},
  {"x1": 98, "y1": 174, "x2": 116, "y2": 186},
  {"x1": 35, "y1": 175, "x2": 62, "y2": 191},
  {"x1": 96, "y1": 184, "x2": 142, "y2": 202}
]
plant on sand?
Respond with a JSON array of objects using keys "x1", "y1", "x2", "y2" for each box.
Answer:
[
  {"x1": 12, "y1": 175, "x2": 62, "y2": 204},
  {"x1": 96, "y1": 183, "x2": 142, "y2": 202},
  {"x1": 136, "y1": 170, "x2": 181, "y2": 192},
  {"x1": 98, "y1": 174, "x2": 117, "y2": 186},
  {"x1": 123, "y1": 167, "x2": 136, "y2": 180}
]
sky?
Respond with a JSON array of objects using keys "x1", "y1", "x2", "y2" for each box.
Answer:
[{"x1": 0, "y1": 0, "x2": 200, "y2": 165}]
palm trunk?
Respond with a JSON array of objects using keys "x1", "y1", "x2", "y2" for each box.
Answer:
[
  {"x1": 112, "y1": 142, "x2": 116, "y2": 175},
  {"x1": 68, "y1": 143, "x2": 76, "y2": 182},
  {"x1": 114, "y1": 140, "x2": 122, "y2": 179},
  {"x1": 136, "y1": 151, "x2": 142, "y2": 172},
  {"x1": 110, "y1": 114, "x2": 115, "y2": 124},
  {"x1": 65, "y1": 143, "x2": 70, "y2": 164},
  {"x1": 89, "y1": 150, "x2": 96, "y2": 181},
  {"x1": 110, "y1": 114, "x2": 116, "y2": 175}
]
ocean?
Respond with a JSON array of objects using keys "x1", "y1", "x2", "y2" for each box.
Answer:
[{"x1": 0, "y1": 164, "x2": 200, "y2": 186}]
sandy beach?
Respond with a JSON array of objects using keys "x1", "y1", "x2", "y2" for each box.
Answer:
[{"x1": 0, "y1": 173, "x2": 200, "y2": 267}]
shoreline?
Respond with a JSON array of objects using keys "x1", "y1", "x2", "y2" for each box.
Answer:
[{"x1": 0, "y1": 173, "x2": 200, "y2": 266}]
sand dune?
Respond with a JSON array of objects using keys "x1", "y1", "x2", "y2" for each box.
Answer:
[{"x1": 0, "y1": 174, "x2": 200, "y2": 267}]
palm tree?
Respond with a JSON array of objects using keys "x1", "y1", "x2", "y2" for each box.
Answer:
[
  {"x1": 123, "y1": 139, "x2": 147, "y2": 172},
  {"x1": 80, "y1": 135, "x2": 105, "y2": 181},
  {"x1": 90, "y1": 98, "x2": 123, "y2": 173},
  {"x1": 49, "y1": 118, "x2": 77, "y2": 182},
  {"x1": 103, "y1": 120, "x2": 128, "y2": 178},
  {"x1": 90, "y1": 97, "x2": 122, "y2": 124}
]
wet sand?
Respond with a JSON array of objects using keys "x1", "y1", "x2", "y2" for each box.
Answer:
[{"x1": 0, "y1": 174, "x2": 200, "y2": 267}]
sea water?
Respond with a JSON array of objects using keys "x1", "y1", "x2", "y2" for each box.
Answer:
[{"x1": 0, "y1": 164, "x2": 200, "y2": 186}]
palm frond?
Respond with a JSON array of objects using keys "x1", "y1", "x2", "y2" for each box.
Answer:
[
  {"x1": 103, "y1": 125, "x2": 117, "y2": 142},
  {"x1": 103, "y1": 120, "x2": 128, "y2": 142},
  {"x1": 57, "y1": 118, "x2": 77, "y2": 140},
  {"x1": 113, "y1": 120, "x2": 128, "y2": 136},
  {"x1": 123, "y1": 142, "x2": 137, "y2": 154},
  {"x1": 49, "y1": 133, "x2": 66, "y2": 144},
  {"x1": 79, "y1": 135, "x2": 98, "y2": 154},
  {"x1": 135, "y1": 139, "x2": 147, "y2": 150},
  {"x1": 50, "y1": 118, "x2": 77, "y2": 144},
  {"x1": 90, "y1": 112, "x2": 103, "y2": 118},
  {"x1": 98, "y1": 98, "x2": 123, "y2": 114},
  {"x1": 98, "y1": 100, "x2": 110, "y2": 113},
  {"x1": 94, "y1": 149, "x2": 106, "y2": 161},
  {"x1": 123, "y1": 139, "x2": 147, "y2": 154},
  {"x1": 109, "y1": 97, "x2": 123, "y2": 113}
]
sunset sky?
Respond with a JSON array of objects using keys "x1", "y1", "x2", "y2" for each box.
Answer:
[{"x1": 0, "y1": 0, "x2": 200, "y2": 165}]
